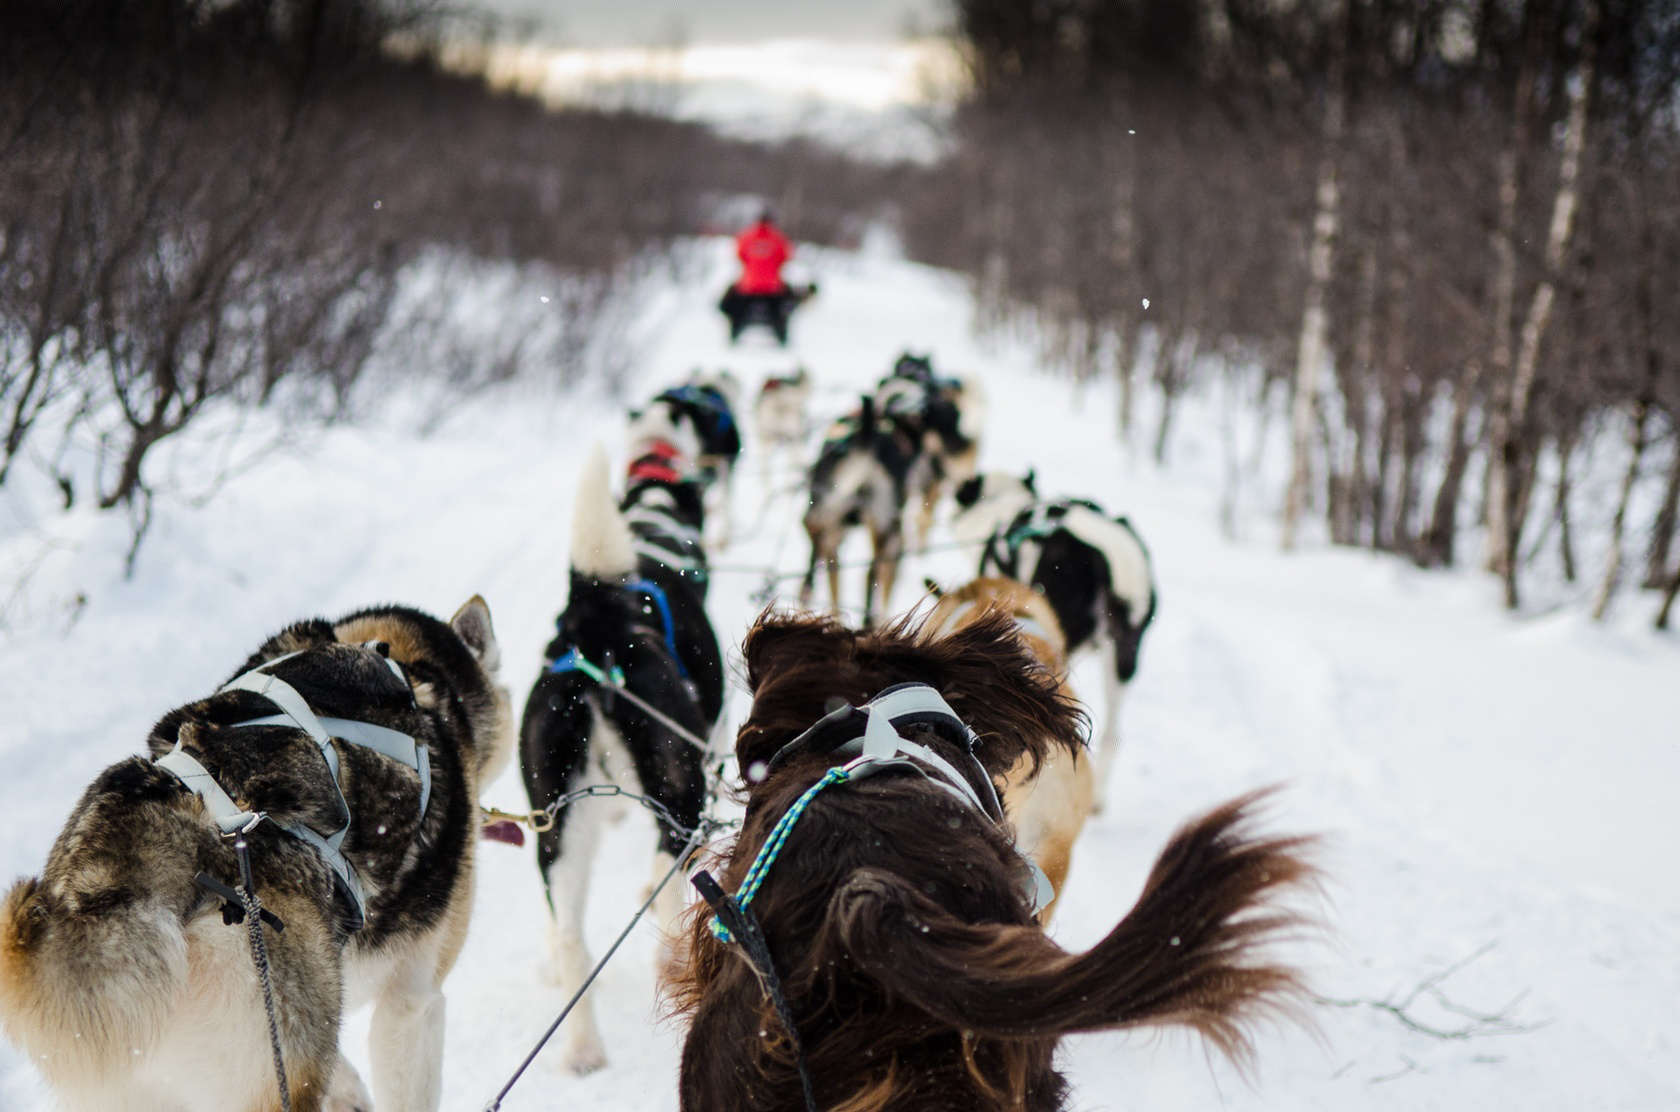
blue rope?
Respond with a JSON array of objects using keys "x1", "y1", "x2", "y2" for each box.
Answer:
[{"x1": 711, "y1": 766, "x2": 851, "y2": 943}]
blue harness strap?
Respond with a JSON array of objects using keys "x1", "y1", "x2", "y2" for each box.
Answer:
[
  {"x1": 627, "y1": 577, "x2": 688, "y2": 679},
  {"x1": 547, "y1": 648, "x2": 626, "y2": 687}
]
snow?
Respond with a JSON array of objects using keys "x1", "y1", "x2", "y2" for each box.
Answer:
[{"x1": 2, "y1": 238, "x2": 1677, "y2": 1110}]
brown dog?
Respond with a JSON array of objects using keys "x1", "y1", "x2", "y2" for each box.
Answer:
[
  {"x1": 927, "y1": 576, "x2": 1092, "y2": 922},
  {"x1": 668, "y1": 610, "x2": 1313, "y2": 1112}
]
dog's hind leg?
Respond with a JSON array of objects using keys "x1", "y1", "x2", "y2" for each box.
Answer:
[
  {"x1": 865, "y1": 525, "x2": 904, "y2": 627},
  {"x1": 541, "y1": 762, "x2": 609, "y2": 1074},
  {"x1": 710, "y1": 464, "x2": 735, "y2": 550},
  {"x1": 1090, "y1": 637, "x2": 1126, "y2": 815}
]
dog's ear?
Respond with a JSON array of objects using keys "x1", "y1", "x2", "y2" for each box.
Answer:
[
  {"x1": 1024, "y1": 468, "x2": 1037, "y2": 494},
  {"x1": 451, "y1": 595, "x2": 501, "y2": 674},
  {"x1": 923, "y1": 577, "x2": 944, "y2": 599},
  {"x1": 741, "y1": 611, "x2": 853, "y2": 696}
]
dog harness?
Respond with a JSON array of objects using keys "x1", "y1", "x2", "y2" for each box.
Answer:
[
  {"x1": 155, "y1": 646, "x2": 430, "y2": 931},
  {"x1": 658, "y1": 383, "x2": 736, "y2": 438},
  {"x1": 981, "y1": 498, "x2": 1103, "y2": 584},
  {"x1": 627, "y1": 439, "x2": 688, "y2": 485},
  {"x1": 625, "y1": 503, "x2": 706, "y2": 575},
  {"x1": 708, "y1": 683, "x2": 1051, "y2": 943}
]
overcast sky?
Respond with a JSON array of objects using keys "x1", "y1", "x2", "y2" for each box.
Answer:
[{"x1": 470, "y1": 0, "x2": 946, "y2": 46}]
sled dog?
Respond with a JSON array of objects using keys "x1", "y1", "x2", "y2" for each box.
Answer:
[
  {"x1": 668, "y1": 610, "x2": 1312, "y2": 1112},
  {"x1": 519, "y1": 445, "x2": 723, "y2": 1073},
  {"x1": 630, "y1": 373, "x2": 743, "y2": 548},
  {"x1": 800, "y1": 394, "x2": 925, "y2": 626},
  {"x1": 0, "y1": 600, "x2": 513, "y2": 1112},
  {"x1": 926, "y1": 576, "x2": 1092, "y2": 922},
  {"x1": 954, "y1": 470, "x2": 1156, "y2": 810}
]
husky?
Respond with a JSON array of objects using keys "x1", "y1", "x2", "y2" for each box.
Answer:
[
  {"x1": 518, "y1": 446, "x2": 723, "y2": 1073},
  {"x1": 630, "y1": 373, "x2": 743, "y2": 548},
  {"x1": 953, "y1": 471, "x2": 1156, "y2": 812},
  {"x1": 879, "y1": 354, "x2": 986, "y2": 552},
  {"x1": 752, "y1": 367, "x2": 812, "y2": 485},
  {"x1": 927, "y1": 576, "x2": 1092, "y2": 922},
  {"x1": 800, "y1": 394, "x2": 926, "y2": 626},
  {"x1": 0, "y1": 600, "x2": 514, "y2": 1112}
]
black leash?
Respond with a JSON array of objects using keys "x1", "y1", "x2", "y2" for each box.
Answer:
[
  {"x1": 219, "y1": 820, "x2": 292, "y2": 1112},
  {"x1": 691, "y1": 871, "x2": 819, "y2": 1112},
  {"x1": 481, "y1": 819, "x2": 714, "y2": 1112}
]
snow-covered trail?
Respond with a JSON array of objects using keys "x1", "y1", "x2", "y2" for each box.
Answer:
[{"x1": 1, "y1": 239, "x2": 1676, "y2": 1110}]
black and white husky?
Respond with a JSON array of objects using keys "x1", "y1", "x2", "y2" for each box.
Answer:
[
  {"x1": 518, "y1": 446, "x2": 723, "y2": 1073},
  {"x1": 953, "y1": 471, "x2": 1156, "y2": 811},
  {"x1": 878, "y1": 354, "x2": 987, "y2": 552},
  {"x1": 629, "y1": 373, "x2": 742, "y2": 547}
]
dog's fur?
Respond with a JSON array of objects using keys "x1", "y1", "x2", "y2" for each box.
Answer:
[
  {"x1": 954, "y1": 471, "x2": 1157, "y2": 811},
  {"x1": 926, "y1": 577, "x2": 1092, "y2": 923},
  {"x1": 0, "y1": 600, "x2": 514, "y2": 1112},
  {"x1": 668, "y1": 610, "x2": 1312, "y2": 1112},
  {"x1": 752, "y1": 368, "x2": 811, "y2": 485},
  {"x1": 519, "y1": 446, "x2": 722, "y2": 1073},
  {"x1": 799, "y1": 396, "x2": 923, "y2": 626}
]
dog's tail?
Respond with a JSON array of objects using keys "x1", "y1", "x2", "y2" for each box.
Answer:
[
  {"x1": 827, "y1": 791, "x2": 1313, "y2": 1066},
  {"x1": 571, "y1": 444, "x2": 637, "y2": 579},
  {"x1": 0, "y1": 804, "x2": 190, "y2": 1076}
]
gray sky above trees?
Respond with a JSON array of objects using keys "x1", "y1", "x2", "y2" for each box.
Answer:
[{"x1": 469, "y1": 0, "x2": 944, "y2": 45}]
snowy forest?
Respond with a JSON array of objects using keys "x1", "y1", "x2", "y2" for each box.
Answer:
[{"x1": 904, "y1": 0, "x2": 1680, "y2": 618}]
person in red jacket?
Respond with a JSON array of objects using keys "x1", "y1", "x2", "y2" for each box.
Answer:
[
  {"x1": 720, "y1": 210, "x2": 813, "y2": 346},
  {"x1": 735, "y1": 212, "x2": 791, "y2": 296}
]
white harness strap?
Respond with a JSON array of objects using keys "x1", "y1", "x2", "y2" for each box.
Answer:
[
  {"x1": 156, "y1": 647, "x2": 429, "y2": 931},
  {"x1": 825, "y1": 686, "x2": 1051, "y2": 913},
  {"x1": 154, "y1": 744, "x2": 262, "y2": 835},
  {"x1": 624, "y1": 504, "x2": 701, "y2": 544}
]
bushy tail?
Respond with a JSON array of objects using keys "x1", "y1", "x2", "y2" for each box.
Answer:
[
  {"x1": 571, "y1": 444, "x2": 636, "y2": 579},
  {"x1": 827, "y1": 791, "x2": 1313, "y2": 1065},
  {"x1": 0, "y1": 874, "x2": 187, "y2": 1077}
]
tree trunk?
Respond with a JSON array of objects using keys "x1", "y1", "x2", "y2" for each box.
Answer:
[
  {"x1": 1495, "y1": 0, "x2": 1599, "y2": 608},
  {"x1": 1282, "y1": 36, "x2": 1346, "y2": 551},
  {"x1": 1594, "y1": 402, "x2": 1650, "y2": 618},
  {"x1": 1417, "y1": 363, "x2": 1482, "y2": 567},
  {"x1": 1657, "y1": 564, "x2": 1680, "y2": 631},
  {"x1": 1645, "y1": 441, "x2": 1680, "y2": 589},
  {"x1": 1552, "y1": 431, "x2": 1578, "y2": 584},
  {"x1": 1483, "y1": 5, "x2": 1548, "y2": 575}
]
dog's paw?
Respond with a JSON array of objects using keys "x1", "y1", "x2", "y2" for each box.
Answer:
[
  {"x1": 549, "y1": 1036, "x2": 608, "y2": 1076},
  {"x1": 325, "y1": 1055, "x2": 373, "y2": 1112}
]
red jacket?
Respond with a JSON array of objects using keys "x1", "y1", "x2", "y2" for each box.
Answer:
[{"x1": 735, "y1": 221, "x2": 791, "y2": 295}]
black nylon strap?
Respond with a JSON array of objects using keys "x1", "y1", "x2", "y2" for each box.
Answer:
[{"x1": 692, "y1": 871, "x2": 820, "y2": 1112}]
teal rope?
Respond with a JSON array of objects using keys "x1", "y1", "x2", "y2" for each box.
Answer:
[{"x1": 711, "y1": 766, "x2": 851, "y2": 942}]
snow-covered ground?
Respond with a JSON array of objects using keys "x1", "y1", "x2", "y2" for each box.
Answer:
[{"x1": 1, "y1": 239, "x2": 1677, "y2": 1110}]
